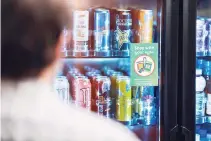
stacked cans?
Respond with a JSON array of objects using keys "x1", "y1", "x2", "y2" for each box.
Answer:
[
  {"x1": 196, "y1": 17, "x2": 211, "y2": 56},
  {"x1": 55, "y1": 65, "x2": 157, "y2": 126},
  {"x1": 132, "y1": 86, "x2": 156, "y2": 125}
]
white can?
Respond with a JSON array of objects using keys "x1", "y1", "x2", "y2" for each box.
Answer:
[
  {"x1": 54, "y1": 76, "x2": 70, "y2": 104},
  {"x1": 73, "y1": 10, "x2": 89, "y2": 52}
]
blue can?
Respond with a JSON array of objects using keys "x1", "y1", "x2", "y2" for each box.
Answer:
[
  {"x1": 196, "y1": 58, "x2": 204, "y2": 69},
  {"x1": 196, "y1": 17, "x2": 206, "y2": 56},
  {"x1": 94, "y1": 8, "x2": 110, "y2": 56}
]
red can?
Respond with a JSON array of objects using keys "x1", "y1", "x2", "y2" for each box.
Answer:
[
  {"x1": 71, "y1": 76, "x2": 91, "y2": 110},
  {"x1": 92, "y1": 76, "x2": 112, "y2": 117}
]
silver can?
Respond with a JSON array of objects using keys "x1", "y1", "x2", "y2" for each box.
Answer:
[{"x1": 54, "y1": 76, "x2": 70, "y2": 104}]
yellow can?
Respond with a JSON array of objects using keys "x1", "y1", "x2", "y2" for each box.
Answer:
[{"x1": 116, "y1": 76, "x2": 132, "y2": 122}]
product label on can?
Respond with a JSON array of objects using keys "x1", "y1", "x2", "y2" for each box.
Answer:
[
  {"x1": 115, "y1": 28, "x2": 130, "y2": 49},
  {"x1": 114, "y1": 18, "x2": 132, "y2": 50}
]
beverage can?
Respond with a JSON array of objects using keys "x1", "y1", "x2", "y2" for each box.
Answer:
[
  {"x1": 133, "y1": 9, "x2": 153, "y2": 43},
  {"x1": 71, "y1": 77, "x2": 91, "y2": 110},
  {"x1": 207, "y1": 19, "x2": 211, "y2": 56},
  {"x1": 206, "y1": 94, "x2": 211, "y2": 115},
  {"x1": 196, "y1": 92, "x2": 206, "y2": 116},
  {"x1": 93, "y1": 76, "x2": 111, "y2": 117},
  {"x1": 132, "y1": 86, "x2": 143, "y2": 118},
  {"x1": 110, "y1": 72, "x2": 123, "y2": 116},
  {"x1": 54, "y1": 76, "x2": 70, "y2": 104},
  {"x1": 196, "y1": 18, "x2": 205, "y2": 38},
  {"x1": 196, "y1": 17, "x2": 206, "y2": 56},
  {"x1": 94, "y1": 8, "x2": 110, "y2": 56},
  {"x1": 113, "y1": 9, "x2": 132, "y2": 56},
  {"x1": 116, "y1": 76, "x2": 132, "y2": 123},
  {"x1": 73, "y1": 10, "x2": 89, "y2": 55},
  {"x1": 196, "y1": 58, "x2": 204, "y2": 69}
]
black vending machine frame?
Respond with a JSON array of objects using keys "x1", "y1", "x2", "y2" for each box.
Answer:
[
  {"x1": 177, "y1": 0, "x2": 197, "y2": 141},
  {"x1": 159, "y1": 0, "x2": 197, "y2": 140},
  {"x1": 159, "y1": 0, "x2": 180, "y2": 140}
]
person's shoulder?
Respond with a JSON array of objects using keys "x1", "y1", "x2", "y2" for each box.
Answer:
[{"x1": 51, "y1": 103, "x2": 140, "y2": 141}]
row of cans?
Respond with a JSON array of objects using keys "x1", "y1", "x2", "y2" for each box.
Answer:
[
  {"x1": 54, "y1": 65, "x2": 157, "y2": 125},
  {"x1": 196, "y1": 17, "x2": 211, "y2": 57},
  {"x1": 61, "y1": 7, "x2": 154, "y2": 57}
]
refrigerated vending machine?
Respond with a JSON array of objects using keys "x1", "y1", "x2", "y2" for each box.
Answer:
[{"x1": 53, "y1": 0, "x2": 190, "y2": 140}]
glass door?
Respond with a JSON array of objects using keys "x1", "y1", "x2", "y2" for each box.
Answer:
[
  {"x1": 53, "y1": 0, "x2": 179, "y2": 140},
  {"x1": 195, "y1": 0, "x2": 211, "y2": 140}
]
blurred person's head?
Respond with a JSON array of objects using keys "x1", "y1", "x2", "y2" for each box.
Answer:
[{"x1": 2, "y1": 0, "x2": 72, "y2": 82}]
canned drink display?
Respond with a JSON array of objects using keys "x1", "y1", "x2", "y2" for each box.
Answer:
[
  {"x1": 71, "y1": 76, "x2": 91, "y2": 110},
  {"x1": 113, "y1": 9, "x2": 132, "y2": 56},
  {"x1": 133, "y1": 9, "x2": 153, "y2": 43},
  {"x1": 94, "y1": 8, "x2": 111, "y2": 56},
  {"x1": 54, "y1": 76, "x2": 70, "y2": 104},
  {"x1": 92, "y1": 76, "x2": 112, "y2": 117},
  {"x1": 116, "y1": 76, "x2": 132, "y2": 124},
  {"x1": 73, "y1": 10, "x2": 89, "y2": 56}
]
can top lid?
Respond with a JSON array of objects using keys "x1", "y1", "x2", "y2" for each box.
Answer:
[
  {"x1": 116, "y1": 76, "x2": 130, "y2": 80},
  {"x1": 95, "y1": 8, "x2": 109, "y2": 12},
  {"x1": 116, "y1": 9, "x2": 130, "y2": 12},
  {"x1": 139, "y1": 9, "x2": 153, "y2": 12},
  {"x1": 197, "y1": 17, "x2": 206, "y2": 20},
  {"x1": 73, "y1": 10, "x2": 89, "y2": 13},
  {"x1": 196, "y1": 69, "x2": 202, "y2": 75}
]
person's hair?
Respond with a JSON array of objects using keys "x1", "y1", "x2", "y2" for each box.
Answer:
[{"x1": 2, "y1": 0, "x2": 70, "y2": 80}]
